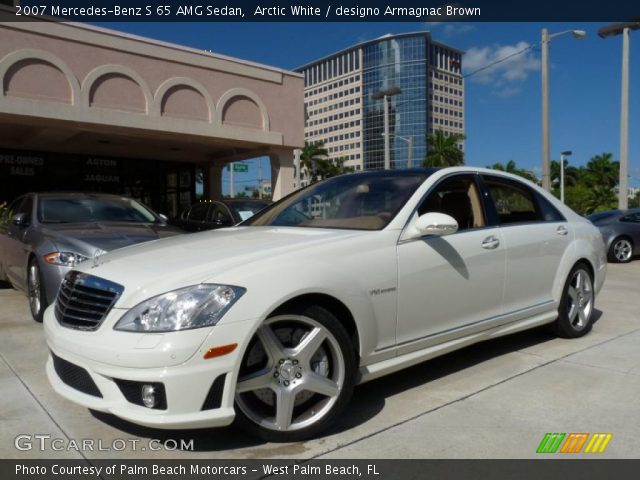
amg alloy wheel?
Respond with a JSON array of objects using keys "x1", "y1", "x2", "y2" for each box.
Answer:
[
  {"x1": 553, "y1": 263, "x2": 594, "y2": 338},
  {"x1": 27, "y1": 258, "x2": 47, "y2": 323},
  {"x1": 235, "y1": 306, "x2": 356, "y2": 442},
  {"x1": 609, "y1": 237, "x2": 633, "y2": 263}
]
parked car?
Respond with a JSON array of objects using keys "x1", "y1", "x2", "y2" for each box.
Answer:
[
  {"x1": 177, "y1": 199, "x2": 270, "y2": 232},
  {"x1": 0, "y1": 192, "x2": 183, "y2": 322},
  {"x1": 44, "y1": 168, "x2": 606, "y2": 441},
  {"x1": 588, "y1": 209, "x2": 640, "y2": 263}
]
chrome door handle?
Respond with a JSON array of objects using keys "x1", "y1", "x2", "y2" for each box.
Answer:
[
  {"x1": 556, "y1": 226, "x2": 569, "y2": 236},
  {"x1": 481, "y1": 236, "x2": 500, "y2": 249}
]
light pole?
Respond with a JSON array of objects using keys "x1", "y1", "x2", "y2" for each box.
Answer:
[
  {"x1": 560, "y1": 150, "x2": 572, "y2": 204},
  {"x1": 229, "y1": 162, "x2": 234, "y2": 198},
  {"x1": 396, "y1": 135, "x2": 414, "y2": 168},
  {"x1": 598, "y1": 21, "x2": 640, "y2": 210},
  {"x1": 372, "y1": 86, "x2": 401, "y2": 170},
  {"x1": 541, "y1": 28, "x2": 587, "y2": 191}
]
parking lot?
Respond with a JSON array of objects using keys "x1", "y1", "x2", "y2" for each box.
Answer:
[{"x1": 1, "y1": 263, "x2": 639, "y2": 460}]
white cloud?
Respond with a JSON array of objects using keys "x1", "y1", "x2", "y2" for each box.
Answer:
[
  {"x1": 443, "y1": 23, "x2": 476, "y2": 37},
  {"x1": 463, "y1": 41, "x2": 540, "y2": 95}
]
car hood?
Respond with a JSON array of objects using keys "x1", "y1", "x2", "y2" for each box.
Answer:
[
  {"x1": 78, "y1": 226, "x2": 371, "y2": 307},
  {"x1": 41, "y1": 222, "x2": 183, "y2": 255}
]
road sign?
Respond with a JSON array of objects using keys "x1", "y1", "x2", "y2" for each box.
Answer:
[{"x1": 233, "y1": 163, "x2": 248, "y2": 173}]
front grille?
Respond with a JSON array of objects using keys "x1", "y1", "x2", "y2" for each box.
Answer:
[
  {"x1": 51, "y1": 352, "x2": 102, "y2": 398},
  {"x1": 55, "y1": 271, "x2": 123, "y2": 331}
]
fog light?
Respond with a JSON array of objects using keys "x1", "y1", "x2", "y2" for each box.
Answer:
[{"x1": 141, "y1": 384, "x2": 157, "y2": 408}]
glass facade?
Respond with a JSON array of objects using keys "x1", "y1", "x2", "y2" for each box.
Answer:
[{"x1": 362, "y1": 35, "x2": 428, "y2": 170}]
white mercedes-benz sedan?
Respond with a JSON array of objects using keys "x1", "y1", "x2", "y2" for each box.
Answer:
[{"x1": 44, "y1": 167, "x2": 607, "y2": 441}]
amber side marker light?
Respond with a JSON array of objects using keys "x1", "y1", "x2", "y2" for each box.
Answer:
[{"x1": 203, "y1": 343, "x2": 238, "y2": 359}]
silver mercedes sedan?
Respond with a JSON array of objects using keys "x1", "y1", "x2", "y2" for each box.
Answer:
[{"x1": 0, "y1": 192, "x2": 183, "y2": 322}]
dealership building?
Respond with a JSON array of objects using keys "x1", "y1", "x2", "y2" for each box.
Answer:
[
  {"x1": 296, "y1": 32, "x2": 464, "y2": 172},
  {"x1": 0, "y1": 6, "x2": 304, "y2": 217}
]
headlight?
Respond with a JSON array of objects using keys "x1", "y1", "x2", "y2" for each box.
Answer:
[
  {"x1": 44, "y1": 251, "x2": 89, "y2": 267},
  {"x1": 114, "y1": 284, "x2": 245, "y2": 332}
]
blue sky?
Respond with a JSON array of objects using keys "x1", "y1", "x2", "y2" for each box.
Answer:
[{"x1": 97, "y1": 21, "x2": 640, "y2": 192}]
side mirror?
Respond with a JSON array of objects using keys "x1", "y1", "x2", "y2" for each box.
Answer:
[
  {"x1": 11, "y1": 213, "x2": 28, "y2": 227},
  {"x1": 403, "y1": 212, "x2": 458, "y2": 240},
  {"x1": 158, "y1": 213, "x2": 169, "y2": 224}
]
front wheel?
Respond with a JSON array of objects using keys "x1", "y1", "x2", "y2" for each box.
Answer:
[
  {"x1": 27, "y1": 258, "x2": 47, "y2": 323},
  {"x1": 234, "y1": 305, "x2": 356, "y2": 442},
  {"x1": 608, "y1": 237, "x2": 633, "y2": 263},
  {"x1": 552, "y1": 263, "x2": 595, "y2": 338}
]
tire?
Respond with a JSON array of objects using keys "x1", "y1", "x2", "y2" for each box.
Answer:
[
  {"x1": 552, "y1": 263, "x2": 595, "y2": 338},
  {"x1": 608, "y1": 237, "x2": 633, "y2": 263},
  {"x1": 27, "y1": 258, "x2": 47, "y2": 323},
  {"x1": 234, "y1": 304, "x2": 357, "y2": 442}
]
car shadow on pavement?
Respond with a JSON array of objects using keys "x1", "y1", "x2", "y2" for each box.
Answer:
[
  {"x1": 322, "y1": 311, "x2": 602, "y2": 438},
  {"x1": 90, "y1": 311, "x2": 602, "y2": 452}
]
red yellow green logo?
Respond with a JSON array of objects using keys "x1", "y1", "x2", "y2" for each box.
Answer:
[{"x1": 537, "y1": 433, "x2": 613, "y2": 454}]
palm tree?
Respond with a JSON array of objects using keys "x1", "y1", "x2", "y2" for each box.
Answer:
[
  {"x1": 584, "y1": 153, "x2": 619, "y2": 189},
  {"x1": 487, "y1": 160, "x2": 538, "y2": 183},
  {"x1": 423, "y1": 131, "x2": 466, "y2": 167},
  {"x1": 299, "y1": 142, "x2": 353, "y2": 184},
  {"x1": 300, "y1": 141, "x2": 329, "y2": 183},
  {"x1": 550, "y1": 159, "x2": 580, "y2": 188}
]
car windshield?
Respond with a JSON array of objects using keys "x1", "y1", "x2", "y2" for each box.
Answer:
[
  {"x1": 244, "y1": 172, "x2": 431, "y2": 230},
  {"x1": 587, "y1": 211, "x2": 620, "y2": 223},
  {"x1": 38, "y1": 196, "x2": 158, "y2": 224},
  {"x1": 228, "y1": 201, "x2": 270, "y2": 221}
]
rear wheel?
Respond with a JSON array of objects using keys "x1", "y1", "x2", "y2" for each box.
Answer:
[
  {"x1": 234, "y1": 305, "x2": 356, "y2": 442},
  {"x1": 608, "y1": 237, "x2": 633, "y2": 263},
  {"x1": 27, "y1": 258, "x2": 47, "y2": 323},
  {"x1": 552, "y1": 263, "x2": 594, "y2": 338}
]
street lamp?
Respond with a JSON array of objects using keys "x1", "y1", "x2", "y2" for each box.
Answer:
[
  {"x1": 598, "y1": 20, "x2": 640, "y2": 210},
  {"x1": 541, "y1": 28, "x2": 587, "y2": 192},
  {"x1": 560, "y1": 150, "x2": 572, "y2": 204},
  {"x1": 372, "y1": 86, "x2": 401, "y2": 170},
  {"x1": 396, "y1": 135, "x2": 414, "y2": 168}
]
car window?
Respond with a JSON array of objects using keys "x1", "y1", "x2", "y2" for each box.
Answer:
[
  {"x1": 621, "y1": 213, "x2": 640, "y2": 223},
  {"x1": 39, "y1": 197, "x2": 157, "y2": 223},
  {"x1": 417, "y1": 175, "x2": 486, "y2": 231},
  {"x1": 188, "y1": 204, "x2": 208, "y2": 222},
  {"x1": 482, "y1": 176, "x2": 542, "y2": 225},
  {"x1": 229, "y1": 201, "x2": 269, "y2": 221},
  {"x1": 245, "y1": 172, "x2": 431, "y2": 231},
  {"x1": 534, "y1": 191, "x2": 566, "y2": 222}
]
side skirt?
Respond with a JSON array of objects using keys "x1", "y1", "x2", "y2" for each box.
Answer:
[{"x1": 357, "y1": 309, "x2": 557, "y2": 385}]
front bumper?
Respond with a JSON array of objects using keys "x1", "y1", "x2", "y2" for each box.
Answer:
[{"x1": 44, "y1": 306, "x2": 257, "y2": 429}]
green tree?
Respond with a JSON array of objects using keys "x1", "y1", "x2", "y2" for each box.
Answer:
[
  {"x1": 300, "y1": 141, "x2": 329, "y2": 183},
  {"x1": 300, "y1": 142, "x2": 353, "y2": 184},
  {"x1": 423, "y1": 130, "x2": 466, "y2": 167},
  {"x1": 550, "y1": 159, "x2": 580, "y2": 189},
  {"x1": 487, "y1": 160, "x2": 538, "y2": 183},
  {"x1": 584, "y1": 153, "x2": 619, "y2": 189}
]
